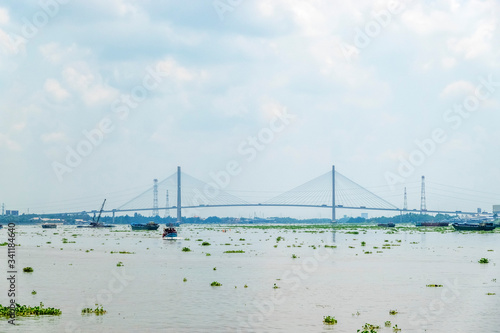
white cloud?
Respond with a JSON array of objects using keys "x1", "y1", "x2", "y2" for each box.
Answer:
[
  {"x1": 62, "y1": 64, "x2": 118, "y2": 105},
  {"x1": 0, "y1": 8, "x2": 9, "y2": 24},
  {"x1": 41, "y1": 132, "x2": 66, "y2": 143},
  {"x1": 0, "y1": 133, "x2": 21, "y2": 151},
  {"x1": 44, "y1": 78, "x2": 70, "y2": 101},
  {"x1": 440, "y1": 80, "x2": 475, "y2": 99},
  {"x1": 447, "y1": 20, "x2": 495, "y2": 59},
  {"x1": 156, "y1": 58, "x2": 194, "y2": 82}
]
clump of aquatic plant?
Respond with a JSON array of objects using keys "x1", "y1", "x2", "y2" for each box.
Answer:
[
  {"x1": 292, "y1": 254, "x2": 297, "y2": 259},
  {"x1": 0, "y1": 302, "x2": 62, "y2": 316},
  {"x1": 244, "y1": 284, "x2": 248, "y2": 288},
  {"x1": 183, "y1": 278, "x2": 187, "y2": 282},
  {"x1": 196, "y1": 239, "x2": 203, "y2": 241},
  {"x1": 478, "y1": 258, "x2": 489, "y2": 264},
  {"x1": 116, "y1": 262, "x2": 124, "y2": 267},
  {"x1": 239, "y1": 238, "x2": 245, "y2": 241},
  {"x1": 357, "y1": 323, "x2": 380, "y2": 333},
  {"x1": 323, "y1": 316, "x2": 337, "y2": 325},
  {"x1": 385, "y1": 320, "x2": 391, "y2": 327},
  {"x1": 182, "y1": 247, "x2": 191, "y2": 252},
  {"x1": 389, "y1": 309, "x2": 398, "y2": 315},
  {"x1": 201, "y1": 242, "x2": 211, "y2": 246},
  {"x1": 361, "y1": 241, "x2": 366, "y2": 246},
  {"x1": 426, "y1": 284, "x2": 443, "y2": 287},
  {"x1": 31, "y1": 290, "x2": 37, "y2": 295},
  {"x1": 0, "y1": 242, "x2": 8, "y2": 246},
  {"x1": 213, "y1": 267, "x2": 216, "y2": 271},
  {"x1": 224, "y1": 250, "x2": 245, "y2": 253},
  {"x1": 324, "y1": 245, "x2": 336, "y2": 248},
  {"x1": 486, "y1": 292, "x2": 496, "y2": 295},
  {"x1": 110, "y1": 251, "x2": 134, "y2": 254},
  {"x1": 23, "y1": 267, "x2": 34, "y2": 273},
  {"x1": 276, "y1": 236, "x2": 284, "y2": 242},
  {"x1": 81, "y1": 304, "x2": 106, "y2": 315},
  {"x1": 393, "y1": 324, "x2": 401, "y2": 332},
  {"x1": 210, "y1": 281, "x2": 222, "y2": 287},
  {"x1": 206, "y1": 253, "x2": 211, "y2": 256},
  {"x1": 273, "y1": 283, "x2": 279, "y2": 289}
]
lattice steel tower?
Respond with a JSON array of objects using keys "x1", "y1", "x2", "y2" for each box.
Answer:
[
  {"x1": 420, "y1": 176, "x2": 426, "y2": 213},
  {"x1": 153, "y1": 179, "x2": 159, "y2": 217},
  {"x1": 403, "y1": 187, "x2": 407, "y2": 211},
  {"x1": 164, "y1": 190, "x2": 170, "y2": 218}
]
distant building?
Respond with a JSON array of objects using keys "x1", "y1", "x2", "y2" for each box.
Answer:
[
  {"x1": 5, "y1": 210, "x2": 19, "y2": 216},
  {"x1": 493, "y1": 205, "x2": 500, "y2": 214}
]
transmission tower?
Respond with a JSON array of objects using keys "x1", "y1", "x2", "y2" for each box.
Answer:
[
  {"x1": 1, "y1": 203, "x2": 4, "y2": 215},
  {"x1": 420, "y1": 176, "x2": 426, "y2": 213},
  {"x1": 403, "y1": 187, "x2": 407, "y2": 211},
  {"x1": 153, "y1": 179, "x2": 159, "y2": 217},
  {"x1": 164, "y1": 190, "x2": 170, "y2": 218}
]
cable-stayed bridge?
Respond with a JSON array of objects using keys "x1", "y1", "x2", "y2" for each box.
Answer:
[{"x1": 85, "y1": 166, "x2": 477, "y2": 222}]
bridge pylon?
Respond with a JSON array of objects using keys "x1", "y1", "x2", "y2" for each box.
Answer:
[
  {"x1": 177, "y1": 166, "x2": 182, "y2": 223},
  {"x1": 332, "y1": 165, "x2": 336, "y2": 223}
]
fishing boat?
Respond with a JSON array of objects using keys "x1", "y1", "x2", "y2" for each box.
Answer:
[
  {"x1": 452, "y1": 220, "x2": 497, "y2": 231},
  {"x1": 130, "y1": 221, "x2": 159, "y2": 230},
  {"x1": 42, "y1": 223, "x2": 57, "y2": 229},
  {"x1": 415, "y1": 222, "x2": 449, "y2": 227},
  {"x1": 377, "y1": 223, "x2": 395, "y2": 227},
  {"x1": 162, "y1": 225, "x2": 180, "y2": 239}
]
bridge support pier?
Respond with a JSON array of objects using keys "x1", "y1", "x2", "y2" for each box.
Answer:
[
  {"x1": 177, "y1": 166, "x2": 182, "y2": 224},
  {"x1": 332, "y1": 165, "x2": 336, "y2": 223},
  {"x1": 112, "y1": 209, "x2": 115, "y2": 224}
]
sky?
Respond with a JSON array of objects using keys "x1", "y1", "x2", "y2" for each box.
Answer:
[{"x1": 0, "y1": 0, "x2": 500, "y2": 218}]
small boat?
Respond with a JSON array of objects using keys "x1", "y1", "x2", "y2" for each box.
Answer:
[
  {"x1": 452, "y1": 221, "x2": 497, "y2": 231},
  {"x1": 377, "y1": 223, "x2": 395, "y2": 227},
  {"x1": 42, "y1": 223, "x2": 57, "y2": 229},
  {"x1": 162, "y1": 225, "x2": 178, "y2": 239},
  {"x1": 415, "y1": 222, "x2": 449, "y2": 227},
  {"x1": 131, "y1": 221, "x2": 159, "y2": 230}
]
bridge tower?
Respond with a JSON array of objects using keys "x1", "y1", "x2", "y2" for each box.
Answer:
[
  {"x1": 420, "y1": 176, "x2": 426, "y2": 214},
  {"x1": 332, "y1": 165, "x2": 336, "y2": 222},
  {"x1": 153, "y1": 179, "x2": 159, "y2": 217},
  {"x1": 177, "y1": 166, "x2": 181, "y2": 223}
]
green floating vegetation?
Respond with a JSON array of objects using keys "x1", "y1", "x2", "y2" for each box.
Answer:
[
  {"x1": 224, "y1": 250, "x2": 245, "y2": 253},
  {"x1": 201, "y1": 242, "x2": 211, "y2": 246},
  {"x1": 23, "y1": 267, "x2": 34, "y2": 273},
  {"x1": 110, "y1": 251, "x2": 134, "y2": 254},
  {"x1": 478, "y1": 258, "x2": 489, "y2": 264},
  {"x1": 181, "y1": 247, "x2": 191, "y2": 252},
  {"x1": 393, "y1": 324, "x2": 401, "y2": 332},
  {"x1": 239, "y1": 238, "x2": 245, "y2": 241},
  {"x1": 358, "y1": 323, "x2": 380, "y2": 333},
  {"x1": 276, "y1": 236, "x2": 284, "y2": 242},
  {"x1": 324, "y1": 245, "x2": 336, "y2": 248},
  {"x1": 0, "y1": 302, "x2": 61, "y2": 317},
  {"x1": 385, "y1": 320, "x2": 391, "y2": 327},
  {"x1": 0, "y1": 242, "x2": 8, "y2": 246},
  {"x1": 183, "y1": 278, "x2": 187, "y2": 282},
  {"x1": 206, "y1": 253, "x2": 211, "y2": 256},
  {"x1": 210, "y1": 281, "x2": 222, "y2": 287},
  {"x1": 273, "y1": 283, "x2": 279, "y2": 289},
  {"x1": 323, "y1": 315, "x2": 337, "y2": 325},
  {"x1": 81, "y1": 304, "x2": 107, "y2": 315},
  {"x1": 213, "y1": 267, "x2": 216, "y2": 271},
  {"x1": 361, "y1": 241, "x2": 366, "y2": 246},
  {"x1": 486, "y1": 292, "x2": 496, "y2": 295},
  {"x1": 346, "y1": 231, "x2": 359, "y2": 234},
  {"x1": 244, "y1": 284, "x2": 248, "y2": 288},
  {"x1": 116, "y1": 262, "x2": 124, "y2": 267},
  {"x1": 389, "y1": 309, "x2": 398, "y2": 315},
  {"x1": 426, "y1": 284, "x2": 443, "y2": 287},
  {"x1": 31, "y1": 290, "x2": 37, "y2": 295},
  {"x1": 292, "y1": 254, "x2": 297, "y2": 259}
]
